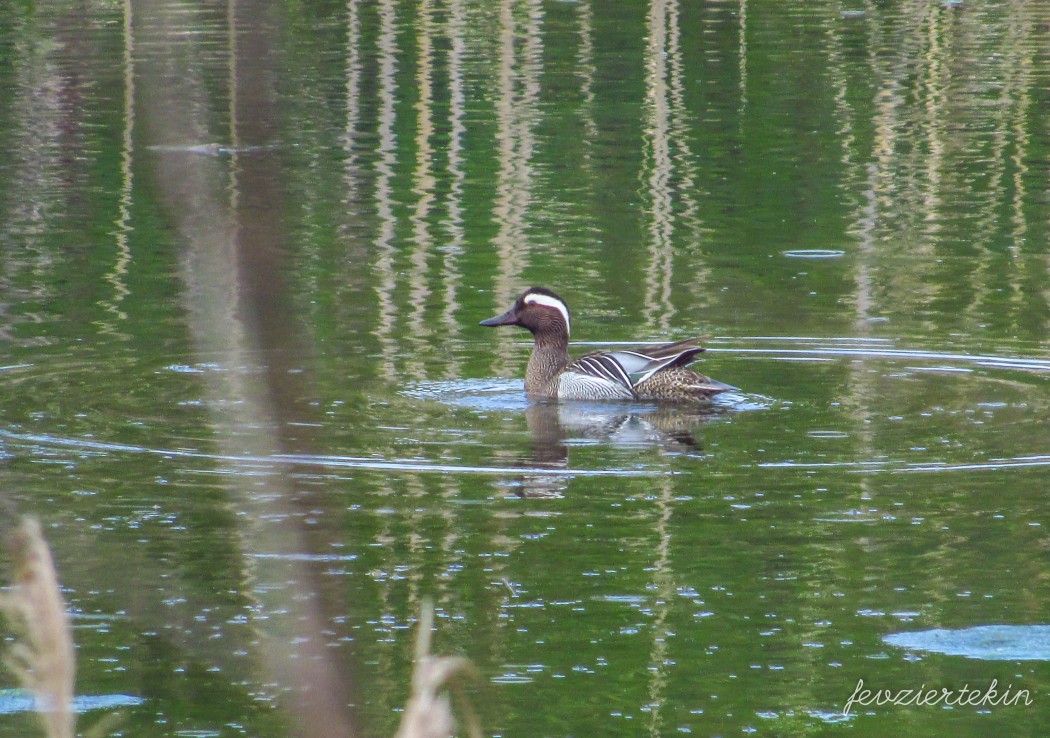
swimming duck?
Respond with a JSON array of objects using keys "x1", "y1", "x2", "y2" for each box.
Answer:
[{"x1": 480, "y1": 287, "x2": 735, "y2": 403}]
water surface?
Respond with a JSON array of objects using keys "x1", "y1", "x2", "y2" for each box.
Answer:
[{"x1": 0, "y1": 1, "x2": 1048, "y2": 736}]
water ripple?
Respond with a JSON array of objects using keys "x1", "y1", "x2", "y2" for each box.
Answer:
[
  {"x1": 707, "y1": 345, "x2": 1050, "y2": 372},
  {"x1": 0, "y1": 430, "x2": 648, "y2": 478}
]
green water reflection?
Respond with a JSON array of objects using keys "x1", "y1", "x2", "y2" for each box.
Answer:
[{"x1": 1, "y1": 0, "x2": 1049, "y2": 736}]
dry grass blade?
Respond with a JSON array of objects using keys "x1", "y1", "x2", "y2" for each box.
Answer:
[
  {"x1": 394, "y1": 601, "x2": 482, "y2": 738},
  {"x1": 0, "y1": 517, "x2": 76, "y2": 738}
]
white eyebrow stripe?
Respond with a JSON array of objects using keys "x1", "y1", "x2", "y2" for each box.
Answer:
[{"x1": 524, "y1": 293, "x2": 570, "y2": 335}]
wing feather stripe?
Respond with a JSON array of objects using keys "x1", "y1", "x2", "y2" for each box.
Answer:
[
  {"x1": 600, "y1": 355, "x2": 632, "y2": 388},
  {"x1": 570, "y1": 354, "x2": 634, "y2": 391},
  {"x1": 588, "y1": 356, "x2": 616, "y2": 383},
  {"x1": 576, "y1": 356, "x2": 607, "y2": 382}
]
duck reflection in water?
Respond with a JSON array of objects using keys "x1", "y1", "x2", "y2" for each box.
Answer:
[{"x1": 512, "y1": 399, "x2": 725, "y2": 498}]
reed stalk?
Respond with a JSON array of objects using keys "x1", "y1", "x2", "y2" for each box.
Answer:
[
  {"x1": 0, "y1": 517, "x2": 76, "y2": 738},
  {"x1": 394, "y1": 601, "x2": 482, "y2": 738}
]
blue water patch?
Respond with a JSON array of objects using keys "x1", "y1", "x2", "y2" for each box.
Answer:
[
  {"x1": 0, "y1": 690, "x2": 144, "y2": 714},
  {"x1": 884, "y1": 625, "x2": 1050, "y2": 661}
]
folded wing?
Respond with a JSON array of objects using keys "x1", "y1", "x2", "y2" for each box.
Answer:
[{"x1": 564, "y1": 341, "x2": 705, "y2": 397}]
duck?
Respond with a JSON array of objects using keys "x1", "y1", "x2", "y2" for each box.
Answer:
[{"x1": 480, "y1": 287, "x2": 735, "y2": 403}]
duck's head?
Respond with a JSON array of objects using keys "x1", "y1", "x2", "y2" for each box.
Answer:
[{"x1": 480, "y1": 287, "x2": 571, "y2": 338}]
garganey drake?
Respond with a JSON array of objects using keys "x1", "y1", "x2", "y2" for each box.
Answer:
[{"x1": 481, "y1": 287, "x2": 735, "y2": 403}]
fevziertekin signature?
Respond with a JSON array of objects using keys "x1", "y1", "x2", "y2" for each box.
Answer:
[{"x1": 844, "y1": 678, "x2": 1033, "y2": 716}]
